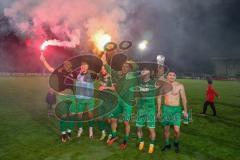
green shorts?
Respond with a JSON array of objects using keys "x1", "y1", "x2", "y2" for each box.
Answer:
[
  {"x1": 98, "y1": 95, "x2": 117, "y2": 119},
  {"x1": 161, "y1": 105, "x2": 182, "y2": 127},
  {"x1": 109, "y1": 98, "x2": 132, "y2": 121},
  {"x1": 57, "y1": 94, "x2": 76, "y2": 102},
  {"x1": 56, "y1": 95, "x2": 76, "y2": 116},
  {"x1": 98, "y1": 105, "x2": 113, "y2": 119},
  {"x1": 70, "y1": 98, "x2": 94, "y2": 113},
  {"x1": 136, "y1": 101, "x2": 156, "y2": 128}
]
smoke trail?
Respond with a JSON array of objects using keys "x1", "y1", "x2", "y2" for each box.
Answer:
[
  {"x1": 3, "y1": 0, "x2": 128, "y2": 49},
  {"x1": 1, "y1": 0, "x2": 239, "y2": 73}
]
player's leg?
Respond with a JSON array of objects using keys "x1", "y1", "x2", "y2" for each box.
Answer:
[
  {"x1": 147, "y1": 109, "x2": 156, "y2": 154},
  {"x1": 161, "y1": 105, "x2": 171, "y2": 151},
  {"x1": 98, "y1": 118, "x2": 107, "y2": 140},
  {"x1": 60, "y1": 120, "x2": 68, "y2": 143},
  {"x1": 66, "y1": 122, "x2": 74, "y2": 140},
  {"x1": 201, "y1": 101, "x2": 209, "y2": 115},
  {"x1": 137, "y1": 127, "x2": 144, "y2": 151},
  {"x1": 172, "y1": 107, "x2": 182, "y2": 153},
  {"x1": 209, "y1": 102, "x2": 217, "y2": 116},
  {"x1": 88, "y1": 111, "x2": 94, "y2": 138},
  {"x1": 148, "y1": 128, "x2": 156, "y2": 154},
  {"x1": 120, "y1": 105, "x2": 132, "y2": 150},
  {"x1": 161, "y1": 126, "x2": 171, "y2": 151},
  {"x1": 58, "y1": 100, "x2": 72, "y2": 142},
  {"x1": 173, "y1": 126, "x2": 180, "y2": 153},
  {"x1": 66, "y1": 102, "x2": 76, "y2": 140},
  {"x1": 87, "y1": 99, "x2": 95, "y2": 138},
  {"x1": 98, "y1": 103, "x2": 108, "y2": 141},
  {"x1": 107, "y1": 102, "x2": 122, "y2": 145},
  {"x1": 66, "y1": 114, "x2": 75, "y2": 140},
  {"x1": 107, "y1": 118, "x2": 118, "y2": 144},
  {"x1": 75, "y1": 100, "x2": 84, "y2": 138},
  {"x1": 76, "y1": 113, "x2": 83, "y2": 137},
  {"x1": 136, "y1": 109, "x2": 145, "y2": 151},
  {"x1": 105, "y1": 118, "x2": 111, "y2": 137}
]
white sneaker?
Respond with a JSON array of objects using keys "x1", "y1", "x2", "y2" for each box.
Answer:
[
  {"x1": 77, "y1": 128, "x2": 83, "y2": 138},
  {"x1": 100, "y1": 130, "x2": 106, "y2": 141},
  {"x1": 89, "y1": 127, "x2": 93, "y2": 139},
  {"x1": 106, "y1": 134, "x2": 112, "y2": 143}
]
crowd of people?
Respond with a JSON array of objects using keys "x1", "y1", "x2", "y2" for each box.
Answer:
[{"x1": 41, "y1": 53, "x2": 218, "y2": 154}]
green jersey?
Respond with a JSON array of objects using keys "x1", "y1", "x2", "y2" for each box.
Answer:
[
  {"x1": 98, "y1": 73, "x2": 115, "y2": 92},
  {"x1": 136, "y1": 79, "x2": 156, "y2": 105},
  {"x1": 135, "y1": 78, "x2": 157, "y2": 128},
  {"x1": 104, "y1": 64, "x2": 137, "y2": 105}
]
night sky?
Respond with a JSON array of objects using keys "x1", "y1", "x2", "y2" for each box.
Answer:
[{"x1": 128, "y1": 0, "x2": 240, "y2": 73}]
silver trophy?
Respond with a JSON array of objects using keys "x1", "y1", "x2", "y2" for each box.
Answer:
[
  {"x1": 156, "y1": 54, "x2": 165, "y2": 80},
  {"x1": 156, "y1": 54, "x2": 165, "y2": 66}
]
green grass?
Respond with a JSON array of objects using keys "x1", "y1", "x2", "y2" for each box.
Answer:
[{"x1": 0, "y1": 77, "x2": 239, "y2": 160}]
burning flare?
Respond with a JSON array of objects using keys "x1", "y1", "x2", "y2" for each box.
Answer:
[
  {"x1": 92, "y1": 30, "x2": 111, "y2": 52},
  {"x1": 40, "y1": 39, "x2": 79, "y2": 51}
]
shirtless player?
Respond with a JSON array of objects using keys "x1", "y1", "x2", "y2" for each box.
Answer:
[{"x1": 157, "y1": 72, "x2": 188, "y2": 153}]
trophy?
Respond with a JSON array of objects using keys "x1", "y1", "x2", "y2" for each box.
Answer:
[
  {"x1": 156, "y1": 54, "x2": 165, "y2": 66},
  {"x1": 156, "y1": 54, "x2": 165, "y2": 79}
]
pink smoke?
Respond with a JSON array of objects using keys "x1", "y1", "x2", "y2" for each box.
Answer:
[{"x1": 4, "y1": 0, "x2": 128, "y2": 50}]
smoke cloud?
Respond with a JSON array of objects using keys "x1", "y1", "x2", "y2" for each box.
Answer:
[
  {"x1": 3, "y1": 0, "x2": 128, "y2": 48},
  {"x1": 0, "y1": 0, "x2": 239, "y2": 73}
]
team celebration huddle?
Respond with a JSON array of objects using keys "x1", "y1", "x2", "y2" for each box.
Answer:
[{"x1": 40, "y1": 49, "x2": 191, "y2": 154}]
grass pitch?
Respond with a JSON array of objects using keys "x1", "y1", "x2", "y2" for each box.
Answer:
[{"x1": 0, "y1": 77, "x2": 239, "y2": 160}]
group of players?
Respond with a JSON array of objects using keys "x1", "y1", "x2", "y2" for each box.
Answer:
[{"x1": 40, "y1": 53, "x2": 188, "y2": 154}]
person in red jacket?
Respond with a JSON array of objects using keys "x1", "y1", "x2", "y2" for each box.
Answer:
[{"x1": 200, "y1": 77, "x2": 220, "y2": 116}]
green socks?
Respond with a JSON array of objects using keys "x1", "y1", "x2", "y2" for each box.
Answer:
[
  {"x1": 138, "y1": 137, "x2": 144, "y2": 143},
  {"x1": 174, "y1": 139, "x2": 179, "y2": 144},
  {"x1": 77, "y1": 121, "x2": 94, "y2": 128},
  {"x1": 77, "y1": 121, "x2": 83, "y2": 128},
  {"x1": 60, "y1": 120, "x2": 67, "y2": 132},
  {"x1": 124, "y1": 135, "x2": 129, "y2": 141},
  {"x1": 98, "y1": 121, "x2": 106, "y2": 131},
  {"x1": 150, "y1": 139, "x2": 155, "y2": 145},
  {"x1": 165, "y1": 139, "x2": 170, "y2": 146},
  {"x1": 112, "y1": 131, "x2": 117, "y2": 137},
  {"x1": 68, "y1": 122, "x2": 74, "y2": 130},
  {"x1": 138, "y1": 137, "x2": 154, "y2": 144},
  {"x1": 88, "y1": 120, "x2": 94, "y2": 127}
]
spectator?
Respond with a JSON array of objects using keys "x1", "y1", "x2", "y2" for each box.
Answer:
[
  {"x1": 45, "y1": 88, "x2": 56, "y2": 117},
  {"x1": 200, "y1": 77, "x2": 220, "y2": 116}
]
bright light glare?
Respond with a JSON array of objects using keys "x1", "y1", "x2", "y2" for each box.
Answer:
[{"x1": 138, "y1": 40, "x2": 148, "y2": 50}]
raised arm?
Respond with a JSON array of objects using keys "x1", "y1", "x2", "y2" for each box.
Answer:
[
  {"x1": 40, "y1": 54, "x2": 54, "y2": 73},
  {"x1": 101, "y1": 52, "x2": 107, "y2": 65},
  {"x1": 101, "y1": 53, "x2": 119, "y2": 82},
  {"x1": 180, "y1": 84, "x2": 188, "y2": 117}
]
